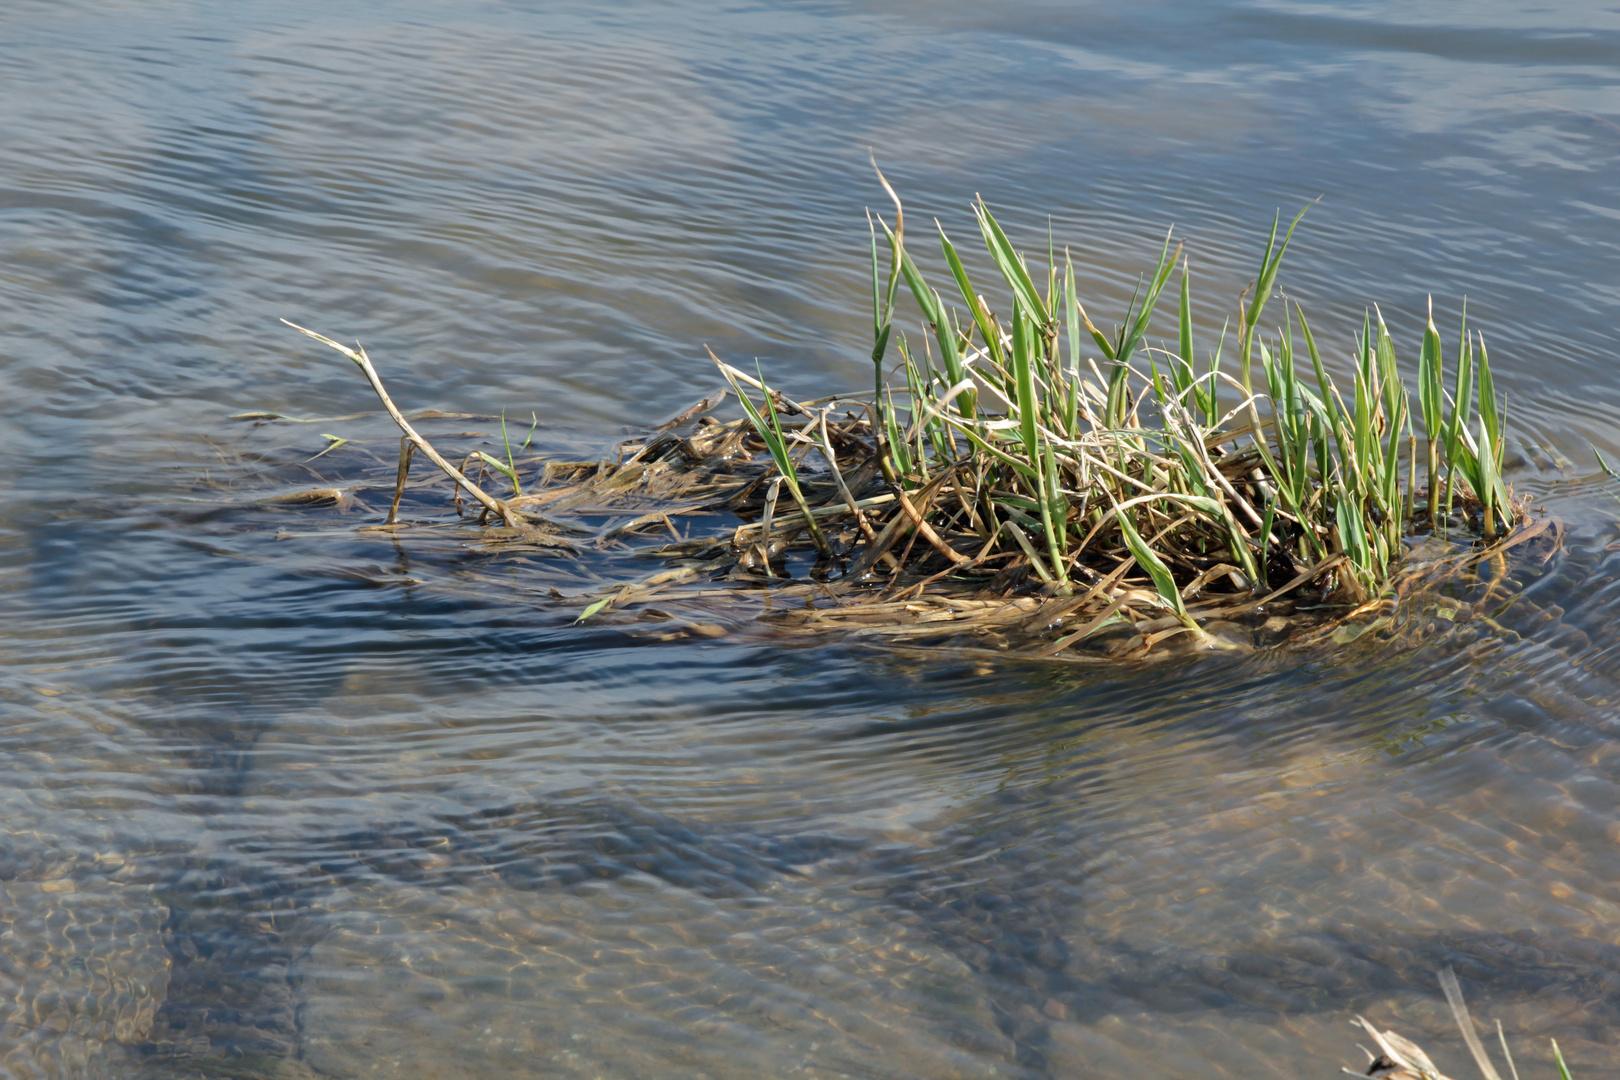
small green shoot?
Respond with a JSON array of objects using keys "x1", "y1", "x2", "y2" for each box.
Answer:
[
  {"x1": 307, "y1": 434, "x2": 349, "y2": 461},
  {"x1": 472, "y1": 451, "x2": 522, "y2": 495},
  {"x1": 499, "y1": 410, "x2": 522, "y2": 496},
  {"x1": 715, "y1": 361, "x2": 833, "y2": 558}
]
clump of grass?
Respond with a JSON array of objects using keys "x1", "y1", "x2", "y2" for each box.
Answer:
[
  {"x1": 842, "y1": 170, "x2": 1514, "y2": 635},
  {"x1": 281, "y1": 178, "x2": 1543, "y2": 657},
  {"x1": 1345, "y1": 968, "x2": 1579, "y2": 1080}
]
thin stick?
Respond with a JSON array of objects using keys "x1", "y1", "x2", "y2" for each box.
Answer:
[
  {"x1": 819, "y1": 411, "x2": 878, "y2": 543},
  {"x1": 759, "y1": 476, "x2": 781, "y2": 578},
  {"x1": 1407, "y1": 434, "x2": 1418, "y2": 527},
  {"x1": 386, "y1": 435, "x2": 414, "y2": 525},
  {"x1": 819, "y1": 410, "x2": 899, "y2": 571},
  {"x1": 900, "y1": 526, "x2": 1012, "y2": 594},
  {"x1": 709, "y1": 354, "x2": 813, "y2": 416},
  {"x1": 895, "y1": 482, "x2": 972, "y2": 568},
  {"x1": 846, "y1": 471, "x2": 956, "y2": 579},
  {"x1": 730, "y1": 492, "x2": 897, "y2": 539},
  {"x1": 282, "y1": 320, "x2": 523, "y2": 529}
]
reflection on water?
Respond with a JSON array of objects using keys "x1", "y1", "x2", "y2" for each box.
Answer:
[{"x1": 2, "y1": 0, "x2": 1620, "y2": 1077}]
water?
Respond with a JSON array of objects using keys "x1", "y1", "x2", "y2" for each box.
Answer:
[{"x1": 2, "y1": 1, "x2": 1618, "y2": 1076}]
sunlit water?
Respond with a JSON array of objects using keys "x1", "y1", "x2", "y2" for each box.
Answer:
[{"x1": 2, "y1": 2, "x2": 1619, "y2": 1077}]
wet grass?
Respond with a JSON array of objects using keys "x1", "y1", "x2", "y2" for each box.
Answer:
[
  {"x1": 836, "y1": 171, "x2": 1516, "y2": 620},
  {"x1": 1346, "y1": 969, "x2": 1578, "y2": 1080},
  {"x1": 280, "y1": 178, "x2": 1550, "y2": 660}
]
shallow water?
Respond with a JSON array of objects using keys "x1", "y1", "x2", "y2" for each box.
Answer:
[{"x1": 2, "y1": 1, "x2": 1619, "y2": 1076}]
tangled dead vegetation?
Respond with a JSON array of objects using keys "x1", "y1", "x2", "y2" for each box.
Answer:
[{"x1": 272, "y1": 326, "x2": 1555, "y2": 663}]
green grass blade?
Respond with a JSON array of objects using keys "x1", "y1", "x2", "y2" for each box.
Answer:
[
  {"x1": 940, "y1": 223, "x2": 1004, "y2": 368},
  {"x1": 1418, "y1": 300, "x2": 1445, "y2": 522},
  {"x1": 1012, "y1": 300, "x2": 1041, "y2": 464},
  {"x1": 1375, "y1": 307, "x2": 1400, "y2": 418},
  {"x1": 1077, "y1": 294, "x2": 1118, "y2": 361},
  {"x1": 762, "y1": 394, "x2": 832, "y2": 556},
  {"x1": 1114, "y1": 509, "x2": 1175, "y2": 605},
  {"x1": 870, "y1": 323, "x2": 892, "y2": 368},
  {"x1": 884, "y1": 388, "x2": 911, "y2": 476},
  {"x1": 1242, "y1": 201, "x2": 1312, "y2": 390},
  {"x1": 1205, "y1": 317, "x2": 1228, "y2": 427},
  {"x1": 1116, "y1": 231, "x2": 1180, "y2": 369},
  {"x1": 576, "y1": 596, "x2": 612, "y2": 623},
  {"x1": 719, "y1": 363, "x2": 832, "y2": 556},
  {"x1": 1046, "y1": 217, "x2": 1058, "y2": 315},
  {"x1": 1260, "y1": 337, "x2": 1281, "y2": 405},
  {"x1": 868, "y1": 210, "x2": 884, "y2": 338},
  {"x1": 1098, "y1": 235, "x2": 1180, "y2": 429},
  {"x1": 499, "y1": 410, "x2": 522, "y2": 495},
  {"x1": 1041, "y1": 439, "x2": 1070, "y2": 588},
  {"x1": 1146, "y1": 352, "x2": 1164, "y2": 407},
  {"x1": 1446, "y1": 326, "x2": 1476, "y2": 487},
  {"x1": 1297, "y1": 304, "x2": 1335, "y2": 402},
  {"x1": 1114, "y1": 507, "x2": 1199, "y2": 631},
  {"x1": 1247, "y1": 210, "x2": 1280, "y2": 350},
  {"x1": 891, "y1": 237, "x2": 972, "y2": 417},
  {"x1": 1252, "y1": 201, "x2": 1311, "y2": 325},
  {"x1": 975, "y1": 198, "x2": 1050, "y2": 326},
  {"x1": 1595, "y1": 445, "x2": 1620, "y2": 481},
  {"x1": 1002, "y1": 518, "x2": 1055, "y2": 585},
  {"x1": 726, "y1": 371, "x2": 791, "y2": 478},
  {"x1": 1352, "y1": 368, "x2": 1373, "y2": 497},
  {"x1": 1477, "y1": 412, "x2": 1500, "y2": 539},
  {"x1": 1279, "y1": 309, "x2": 1300, "y2": 440},
  {"x1": 1178, "y1": 256, "x2": 1194, "y2": 374},
  {"x1": 472, "y1": 451, "x2": 521, "y2": 495},
  {"x1": 1335, "y1": 481, "x2": 1370, "y2": 571},
  {"x1": 1258, "y1": 500, "x2": 1276, "y2": 587},
  {"x1": 868, "y1": 207, "x2": 904, "y2": 388},
  {"x1": 1478, "y1": 333, "x2": 1502, "y2": 461},
  {"x1": 1104, "y1": 362, "x2": 1130, "y2": 430},
  {"x1": 935, "y1": 410, "x2": 1039, "y2": 478},
  {"x1": 1418, "y1": 300, "x2": 1444, "y2": 441},
  {"x1": 1551, "y1": 1039, "x2": 1574, "y2": 1080},
  {"x1": 1494, "y1": 1020, "x2": 1520, "y2": 1080},
  {"x1": 1381, "y1": 387, "x2": 1407, "y2": 523},
  {"x1": 1064, "y1": 253, "x2": 1082, "y2": 433},
  {"x1": 1357, "y1": 310, "x2": 1374, "y2": 390}
]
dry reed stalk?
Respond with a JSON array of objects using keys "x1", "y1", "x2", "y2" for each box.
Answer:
[{"x1": 281, "y1": 321, "x2": 525, "y2": 529}]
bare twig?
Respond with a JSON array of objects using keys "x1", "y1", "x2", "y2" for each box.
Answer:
[
  {"x1": 386, "y1": 435, "x2": 414, "y2": 525},
  {"x1": 281, "y1": 320, "x2": 524, "y2": 529}
]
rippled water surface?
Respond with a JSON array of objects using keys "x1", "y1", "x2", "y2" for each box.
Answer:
[{"x1": 3, "y1": 2, "x2": 1620, "y2": 1077}]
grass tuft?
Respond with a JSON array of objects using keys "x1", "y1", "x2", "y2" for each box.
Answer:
[
  {"x1": 282, "y1": 183, "x2": 1546, "y2": 656},
  {"x1": 1344, "y1": 968, "x2": 1579, "y2": 1080},
  {"x1": 824, "y1": 179, "x2": 1521, "y2": 628}
]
